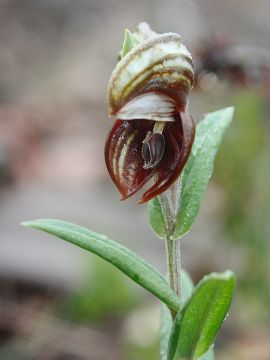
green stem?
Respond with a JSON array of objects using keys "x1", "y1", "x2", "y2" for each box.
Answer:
[
  {"x1": 166, "y1": 237, "x2": 181, "y2": 317},
  {"x1": 158, "y1": 177, "x2": 182, "y2": 317}
]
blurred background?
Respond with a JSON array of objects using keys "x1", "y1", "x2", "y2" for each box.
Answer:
[{"x1": 0, "y1": 0, "x2": 269, "y2": 359}]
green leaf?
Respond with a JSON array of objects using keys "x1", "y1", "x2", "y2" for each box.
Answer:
[
  {"x1": 148, "y1": 107, "x2": 234, "y2": 240},
  {"x1": 121, "y1": 29, "x2": 139, "y2": 58},
  {"x1": 198, "y1": 348, "x2": 214, "y2": 360},
  {"x1": 168, "y1": 271, "x2": 235, "y2": 360},
  {"x1": 172, "y1": 107, "x2": 234, "y2": 239},
  {"x1": 160, "y1": 304, "x2": 173, "y2": 360},
  {"x1": 148, "y1": 197, "x2": 166, "y2": 239},
  {"x1": 22, "y1": 219, "x2": 180, "y2": 312},
  {"x1": 160, "y1": 270, "x2": 198, "y2": 360}
]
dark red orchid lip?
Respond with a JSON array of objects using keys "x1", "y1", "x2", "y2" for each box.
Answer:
[{"x1": 104, "y1": 111, "x2": 195, "y2": 204}]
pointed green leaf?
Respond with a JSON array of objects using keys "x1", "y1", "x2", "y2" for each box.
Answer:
[
  {"x1": 160, "y1": 270, "x2": 203, "y2": 360},
  {"x1": 168, "y1": 271, "x2": 235, "y2": 360},
  {"x1": 148, "y1": 107, "x2": 234, "y2": 240},
  {"x1": 22, "y1": 219, "x2": 180, "y2": 311},
  {"x1": 121, "y1": 29, "x2": 139, "y2": 58},
  {"x1": 198, "y1": 348, "x2": 215, "y2": 360},
  {"x1": 160, "y1": 304, "x2": 173, "y2": 360},
  {"x1": 148, "y1": 197, "x2": 166, "y2": 239},
  {"x1": 172, "y1": 107, "x2": 234, "y2": 239}
]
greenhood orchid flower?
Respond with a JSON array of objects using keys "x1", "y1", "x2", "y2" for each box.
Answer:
[{"x1": 105, "y1": 27, "x2": 195, "y2": 203}]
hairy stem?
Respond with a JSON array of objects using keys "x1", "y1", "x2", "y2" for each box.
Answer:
[
  {"x1": 166, "y1": 237, "x2": 181, "y2": 299},
  {"x1": 158, "y1": 177, "x2": 182, "y2": 317}
]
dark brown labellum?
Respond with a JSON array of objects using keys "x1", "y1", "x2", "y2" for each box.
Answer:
[{"x1": 142, "y1": 132, "x2": 165, "y2": 169}]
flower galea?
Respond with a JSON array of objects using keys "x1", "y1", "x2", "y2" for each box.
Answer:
[{"x1": 105, "y1": 28, "x2": 195, "y2": 203}]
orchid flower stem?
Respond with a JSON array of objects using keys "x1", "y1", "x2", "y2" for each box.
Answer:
[
  {"x1": 166, "y1": 237, "x2": 181, "y2": 318},
  {"x1": 158, "y1": 176, "x2": 183, "y2": 318}
]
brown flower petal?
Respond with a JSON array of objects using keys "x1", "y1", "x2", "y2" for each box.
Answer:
[
  {"x1": 105, "y1": 112, "x2": 195, "y2": 203},
  {"x1": 105, "y1": 120, "x2": 155, "y2": 200}
]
